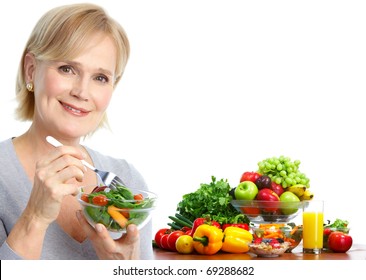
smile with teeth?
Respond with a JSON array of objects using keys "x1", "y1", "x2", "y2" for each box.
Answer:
[{"x1": 61, "y1": 102, "x2": 89, "y2": 115}]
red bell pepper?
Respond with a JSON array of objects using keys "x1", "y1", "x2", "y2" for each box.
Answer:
[
  {"x1": 222, "y1": 223, "x2": 249, "y2": 231},
  {"x1": 190, "y1": 217, "x2": 221, "y2": 236},
  {"x1": 222, "y1": 214, "x2": 250, "y2": 231}
]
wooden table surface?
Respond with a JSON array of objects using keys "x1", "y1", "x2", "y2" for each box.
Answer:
[{"x1": 153, "y1": 244, "x2": 366, "y2": 260}]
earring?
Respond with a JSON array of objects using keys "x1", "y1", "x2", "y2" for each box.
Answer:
[{"x1": 26, "y1": 82, "x2": 34, "y2": 92}]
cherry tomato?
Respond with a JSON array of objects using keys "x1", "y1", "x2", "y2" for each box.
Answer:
[
  {"x1": 133, "y1": 194, "x2": 144, "y2": 201},
  {"x1": 328, "y1": 231, "x2": 353, "y2": 253},
  {"x1": 92, "y1": 194, "x2": 108, "y2": 206},
  {"x1": 167, "y1": 230, "x2": 185, "y2": 251},
  {"x1": 81, "y1": 193, "x2": 89, "y2": 203},
  {"x1": 154, "y1": 228, "x2": 171, "y2": 248}
]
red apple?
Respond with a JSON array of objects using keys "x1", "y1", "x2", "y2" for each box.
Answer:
[
  {"x1": 240, "y1": 171, "x2": 261, "y2": 183},
  {"x1": 240, "y1": 206, "x2": 260, "y2": 217},
  {"x1": 256, "y1": 188, "x2": 280, "y2": 212},
  {"x1": 328, "y1": 231, "x2": 353, "y2": 253},
  {"x1": 270, "y1": 182, "x2": 284, "y2": 197}
]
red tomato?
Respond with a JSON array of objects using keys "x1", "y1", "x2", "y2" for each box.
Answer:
[
  {"x1": 323, "y1": 228, "x2": 332, "y2": 235},
  {"x1": 133, "y1": 194, "x2": 144, "y2": 201},
  {"x1": 154, "y1": 228, "x2": 171, "y2": 248},
  {"x1": 328, "y1": 231, "x2": 353, "y2": 253},
  {"x1": 160, "y1": 234, "x2": 170, "y2": 250},
  {"x1": 81, "y1": 193, "x2": 89, "y2": 203},
  {"x1": 240, "y1": 171, "x2": 261, "y2": 183},
  {"x1": 92, "y1": 194, "x2": 108, "y2": 206},
  {"x1": 167, "y1": 231, "x2": 185, "y2": 251}
]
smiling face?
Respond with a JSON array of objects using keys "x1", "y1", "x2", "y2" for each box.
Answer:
[{"x1": 25, "y1": 33, "x2": 117, "y2": 139}]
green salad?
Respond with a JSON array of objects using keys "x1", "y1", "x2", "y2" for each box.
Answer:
[{"x1": 80, "y1": 185, "x2": 155, "y2": 231}]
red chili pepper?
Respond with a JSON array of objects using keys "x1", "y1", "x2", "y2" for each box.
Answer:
[
  {"x1": 222, "y1": 223, "x2": 249, "y2": 231},
  {"x1": 190, "y1": 218, "x2": 206, "y2": 236}
]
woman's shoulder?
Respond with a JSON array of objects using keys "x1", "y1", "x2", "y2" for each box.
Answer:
[
  {"x1": 0, "y1": 138, "x2": 17, "y2": 163},
  {"x1": 0, "y1": 138, "x2": 13, "y2": 149}
]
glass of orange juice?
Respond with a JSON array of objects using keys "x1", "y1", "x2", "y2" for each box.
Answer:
[{"x1": 302, "y1": 200, "x2": 324, "y2": 254}]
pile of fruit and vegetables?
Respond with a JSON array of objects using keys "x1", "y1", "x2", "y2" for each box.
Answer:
[
  {"x1": 323, "y1": 218, "x2": 352, "y2": 253},
  {"x1": 153, "y1": 156, "x2": 353, "y2": 255}
]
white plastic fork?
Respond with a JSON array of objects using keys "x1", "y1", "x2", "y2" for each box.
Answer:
[{"x1": 46, "y1": 136, "x2": 125, "y2": 190}]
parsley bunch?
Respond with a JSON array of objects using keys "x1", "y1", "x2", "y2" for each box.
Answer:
[{"x1": 176, "y1": 176, "x2": 249, "y2": 225}]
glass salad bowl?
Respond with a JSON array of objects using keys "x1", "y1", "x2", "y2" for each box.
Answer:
[
  {"x1": 252, "y1": 223, "x2": 303, "y2": 253},
  {"x1": 231, "y1": 200, "x2": 305, "y2": 223},
  {"x1": 77, "y1": 185, "x2": 157, "y2": 237}
]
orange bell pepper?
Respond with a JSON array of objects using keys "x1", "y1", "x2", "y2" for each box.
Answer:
[{"x1": 107, "y1": 205, "x2": 128, "y2": 228}]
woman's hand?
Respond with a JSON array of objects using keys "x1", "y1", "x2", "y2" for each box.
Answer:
[
  {"x1": 27, "y1": 145, "x2": 86, "y2": 226},
  {"x1": 7, "y1": 145, "x2": 87, "y2": 259},
  {"x1": 76, "y1": 210, "x2": 140, "y2": 259}
]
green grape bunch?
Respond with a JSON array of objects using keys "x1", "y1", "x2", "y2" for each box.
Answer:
[{"x1": 257, "y1": 156, "x2": 310, "y2": 189}]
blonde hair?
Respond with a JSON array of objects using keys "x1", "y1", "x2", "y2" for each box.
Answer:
[{"x1": 15, "y1": 3, "x2": 130, "y2": 127}]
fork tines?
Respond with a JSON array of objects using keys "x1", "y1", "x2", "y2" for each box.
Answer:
[{"x1": 110, "y1": 177, "x2": 125, "y2": 188}]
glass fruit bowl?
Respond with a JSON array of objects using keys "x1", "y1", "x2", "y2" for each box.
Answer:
[
  {"x1": 231, "y1": 200, "x2": 305, "y2": 223},
  {"x1": 249, "y1": 240, "x2": 291, "y2": 257},
  {"x1": 252, "y1": 223, "x2": 303, "y2": 253},
  {"x1": 77, "y1": 185, "x2": 157, "y2": 236}
]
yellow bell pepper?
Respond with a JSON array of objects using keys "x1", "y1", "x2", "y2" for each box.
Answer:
[
  {"x1": 192, "y1": 224, "x2": 223, "y2": 255},
  {"x1": 221, "y1": 226, "x2": 253, "y2": 253}
]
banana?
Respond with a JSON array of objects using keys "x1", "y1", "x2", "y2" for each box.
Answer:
[
  {"x1": 300, "y1": 189, "x2": 314, "y2": 201},
  {"x1": 287, "y1": 184, "x2": 306, "y2": 197}
]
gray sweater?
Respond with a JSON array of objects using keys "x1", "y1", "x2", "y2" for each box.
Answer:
[{"x1": 0, "y1": 138, "x2": 153, "y2": 260}]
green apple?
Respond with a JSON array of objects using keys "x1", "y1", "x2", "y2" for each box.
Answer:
[
  {"x1": 234, "y1": 181, "x2": 258, "y2": 200},
  {"x1": 279, "y1": 191, "x2": 300, "y2": 215}
]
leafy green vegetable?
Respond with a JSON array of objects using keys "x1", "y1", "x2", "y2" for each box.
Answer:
[
  {"x1": 324, "y1": 218, "x2": 349, "y2": 229},
  {"x1": 82, "y1": 184, "x2": 154, "y2": 231},
  {"x1": 176, "y1": 176, "x2": 249, "y2": 225}
]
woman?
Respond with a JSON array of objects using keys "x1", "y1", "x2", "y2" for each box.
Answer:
[{"x1": 0, "y1": 3, "x2": 153, "y2": 260}]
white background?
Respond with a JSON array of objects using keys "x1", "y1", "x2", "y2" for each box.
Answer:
[{"x1": 1, "y1": 0, "x2": 365, "y2": 246}]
